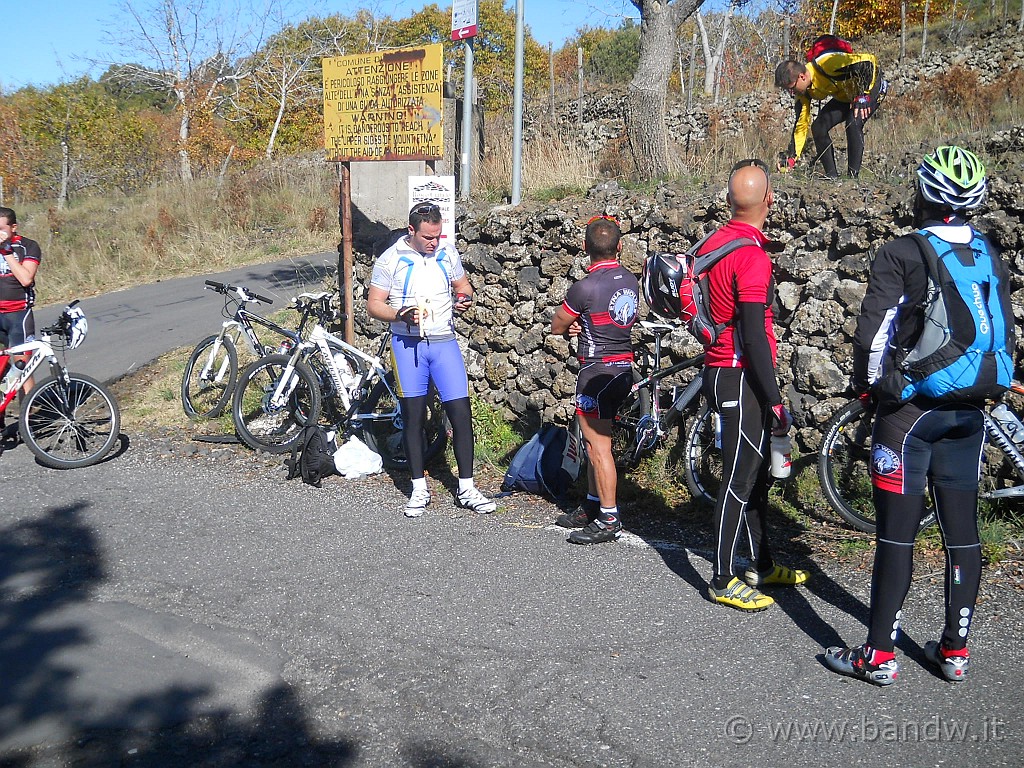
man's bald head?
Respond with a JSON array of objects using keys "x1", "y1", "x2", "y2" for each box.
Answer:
[{"x1": 727, "y1": 161, "x2": 772, "y2": 224}]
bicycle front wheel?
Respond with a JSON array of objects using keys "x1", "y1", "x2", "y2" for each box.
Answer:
[
  {"x1": 232, "y1": 354, "x2": 321, "y2": 453},
  {"x1": 19, "y1": 373, "x2": 121, "y2": 469},
  {"x1": 360, "y1": 371, "x2": 447, "y2": 470},
  {"x1": 181, "y1": 334, "x2": 237, "y2": 419},
  {"x1": 683, "y1": 404, "x2": 721, "y2": 507},
  {"x1": 611, "y1": 372, "x2": 652, "y2": 469}
]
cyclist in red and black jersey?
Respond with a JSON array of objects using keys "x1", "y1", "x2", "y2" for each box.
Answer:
[
  {"x1": 551, "y1": 216, "x2": 639, "y2": 544},
  {"x1": 0, "y1": 206, "x2": 41, "y2": 433},
  {"x1": 700, "y1": 161, "x2": 808, "y2": 611}
]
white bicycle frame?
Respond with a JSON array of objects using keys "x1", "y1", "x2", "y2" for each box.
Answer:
[
  {"x1": 266, "y1": 295, "x2": 392, "y2": 427},
  {"x1": 198, "y1": 289, "x2": 277, "y2": 384},
  {"x1": 1, "y1": 336, "x2": 61, "y2": 411}
]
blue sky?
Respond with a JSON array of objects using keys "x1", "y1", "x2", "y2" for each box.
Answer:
[{"x1": 4, "y1": 0, "x2": 636, "y2": 90}]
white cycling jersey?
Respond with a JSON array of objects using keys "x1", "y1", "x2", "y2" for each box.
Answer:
[{"x1": 370, "y1": 236, "x2": 465, "y2": 340}]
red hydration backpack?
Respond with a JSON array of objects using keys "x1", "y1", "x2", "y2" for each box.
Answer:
[{"x1": 806, "y1": 34, "x2": 853, "y2": 61}]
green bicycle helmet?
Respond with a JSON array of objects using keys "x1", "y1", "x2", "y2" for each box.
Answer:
[{"x1": 916, "y1": 145, "x2": 988, "y2": 210}]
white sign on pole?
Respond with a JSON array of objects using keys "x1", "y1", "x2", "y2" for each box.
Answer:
[
  {"x1": 451, "y1": 0, "x2": 478, "y2": 40},
  {"x1": 408, "y1": 176, "x2": 457, "y2": 246}
]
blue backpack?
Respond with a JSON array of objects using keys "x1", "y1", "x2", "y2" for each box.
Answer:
[
  {"x1": 501, "y1": 423, "x2": 585, "y2": 499},
  {"x1": 885, "y1": 229, "x2": 1014, "y2": 403}
]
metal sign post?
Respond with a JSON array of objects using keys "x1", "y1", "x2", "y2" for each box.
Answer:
[
  {"x1": 452, "y1": 0, "x2": 479, "y2": 200},
  {"x1": 511, "y1": 0, "x2": 524, "y2": 205}
]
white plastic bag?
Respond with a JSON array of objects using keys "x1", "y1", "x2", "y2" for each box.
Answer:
[{"x1": 333, "y1": 435, "x2": 383, "y2": 479}]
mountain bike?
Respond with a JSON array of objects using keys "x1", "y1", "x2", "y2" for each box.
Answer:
[
  {"x1": 0, "y1": 302, "x2": 120, "y2": 469},
  {"x1": 181, "y1": 280, "x2": 313, "y2": 419},
  {"x1": 231, "y1": 292, "x2": 447, "y2": 468},
  {"x1": 818, "y1": 384, "x2": 1024, "y2": 534},
  {"x1": 610, "y1": 320, "x2": 718, "y2": 505}
]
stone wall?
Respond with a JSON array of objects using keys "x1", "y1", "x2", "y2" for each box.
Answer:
[
  {"x1": 347, "y1": 20, "x2": 1024, "y2": 454},
  {"x1": 351, "y1": 125, "x2": 1024, "y2": 456},
  {"x1": 525, "y1": 22, "x2": 1024, "y2": 163}
]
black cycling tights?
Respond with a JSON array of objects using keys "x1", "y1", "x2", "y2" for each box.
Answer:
[
  {"x1": 811, "y1": 99, "x2": 864, "y2": 179},
  {"x1": 704, "y1": 368, "x2": 775, "y2": 585},
  {"x1": 400, "y1": 395, "x2": 474, "y2": 480},
  {"x1": 867, "y1": 486, "x2": 982, "y2": 653}
]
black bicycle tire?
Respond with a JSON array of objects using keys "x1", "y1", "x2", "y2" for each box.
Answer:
[
  {"x1": 19, "y1": 373, "x2": 121, "y2": 469},
  {"x1": 181, "y1": 334, "x2": 238, "y2": 419},
  {"x1": 682, "y1": 403, "x2": 721, "y2": 507},
  {"x1": 611, "y1": 371, "x2": 653, "y2": 469},
  {"x1": 818, "y1": 398, "x2": 937, "y2": 534},
  {"x1": 232, "y1": 354, "x2": 321, "y2": 454},
  {"x1": 359, "y1": 371, "x2": 447, "y2": 470}
]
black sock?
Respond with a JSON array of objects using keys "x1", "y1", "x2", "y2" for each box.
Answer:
[{"x1": 712, "y1": 575, "x2": 734, "y2": 591}]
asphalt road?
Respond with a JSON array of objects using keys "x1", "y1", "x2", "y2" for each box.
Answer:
[
  {"x1": 31, "y1": 251, "x2": 340, "y2": 383},
  {"x1": 1, "y1": 258, "x2": 1022, "y2": 766}
]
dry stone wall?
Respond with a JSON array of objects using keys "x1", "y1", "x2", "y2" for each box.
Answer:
[{"x1": 351, "y1": 126, "x2": 1024, "y2": 456}]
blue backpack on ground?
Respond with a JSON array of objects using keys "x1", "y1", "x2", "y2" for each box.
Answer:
[
  {"x1": 882, "y1": 229, "x2": 1014, "y2": 403},
  {"x1": 501, "y1": 423, "x2": 585, "y2": 499}
]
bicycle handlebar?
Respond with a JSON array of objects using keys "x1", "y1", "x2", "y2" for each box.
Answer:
[{"x1": 204, "y1": 280, "x2": 273, "y2": 305}]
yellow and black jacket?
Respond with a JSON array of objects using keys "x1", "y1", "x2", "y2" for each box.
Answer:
[{"x1": 788, "y1": 52, "x2": 880, "y2": 159}]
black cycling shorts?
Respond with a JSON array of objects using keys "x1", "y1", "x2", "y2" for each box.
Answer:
[
  {"x1": 575, "y1": 362, "x2": 632, "y2": 420},
  {"x1": 871, "y1": 400, "x2": 985, "y2": 495},
  {"x1": 0, "y1": 308, "x2": 35, "y2": 346}
]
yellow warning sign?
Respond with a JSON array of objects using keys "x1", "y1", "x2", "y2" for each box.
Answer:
[{"x1": 322, "y1": 44, "x2": 444, "y2": 162}]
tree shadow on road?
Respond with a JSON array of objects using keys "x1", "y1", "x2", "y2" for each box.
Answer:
[{"x1": 0, "y1": 504, "x2": 361, "y2": 767}]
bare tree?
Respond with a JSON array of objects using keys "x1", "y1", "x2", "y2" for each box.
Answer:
[
  {"x1": 694, "y1": 4, "x2": 737, "y2": 100},
  {"x1": 243, "y1": 22, "x2": 327, "y2": 160},
  {"x1": 102, "y1": 0, "x2": 266, "y2": 181},
  {"x1": 626, "y1": 0, "x2": 706, "y2": 180}
]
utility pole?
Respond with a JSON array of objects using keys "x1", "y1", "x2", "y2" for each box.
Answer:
[
  {"x1": 511, "y1": 0, "x2": 525, "y2": 205},
  {"x1": 460, "y1": 40, "x2": 475, "y2": 200}
]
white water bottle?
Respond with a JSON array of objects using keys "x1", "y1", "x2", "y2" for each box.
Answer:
[
  {"x1": 991, "y1": 403, "x2": 1024, "y2": 444},
  {"x1": 770, "y1": 434, "x2": 792, "y2": 479},
  {"x1": 333, "y1": 352, "x2": 357, "y2": 390},
  {"x1": 1, "y1": 357, "x2": 14, "y2": 390}
]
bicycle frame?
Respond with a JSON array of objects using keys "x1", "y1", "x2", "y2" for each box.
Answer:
[
  {"x1": 268, "y1": 318, "x2": 395, "y2": 431},
  {"x1": 981, "y1": 382, "x2": 1024, "y2": 499},
  {"x1": 197, "y1": 300, "x2": 304, "y2": 385},
  {"x1": 0, "y1": 337, "x2": 61, "y2": 412},
  {"x1": 628, "y1": 322, "x2": 706, "y2": 455}
]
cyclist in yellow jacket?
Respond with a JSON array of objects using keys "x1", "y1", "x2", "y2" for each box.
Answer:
[{"x1": 774, "y1": 50, "x2": 882, "y2": 179}]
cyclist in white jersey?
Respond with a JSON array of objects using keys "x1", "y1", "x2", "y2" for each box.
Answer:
[{"x1": 367, "y1": 203, "x2": 496, "y2": 517}]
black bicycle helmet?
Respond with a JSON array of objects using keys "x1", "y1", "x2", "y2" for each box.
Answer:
[
  {"x1": 641, "y1": 252, "x2": 684, "y2": 319},
  {"x1": 916, "y1": 145, "x2": 988, "y2": 211}
]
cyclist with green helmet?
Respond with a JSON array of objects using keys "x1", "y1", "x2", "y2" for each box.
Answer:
[{"x1": 823, "y1": 146, "x2": 1014, "y2": 686}]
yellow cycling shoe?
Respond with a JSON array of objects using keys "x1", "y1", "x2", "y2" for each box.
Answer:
[
  {"x1": 742, "y1": 564, "x2": 809, "y2": 587},
  {"x1": 708, "y1": 578, "x2": 775, "y2": 612}
]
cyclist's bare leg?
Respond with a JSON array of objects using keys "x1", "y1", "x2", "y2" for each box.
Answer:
[{"x1": 578, "y1": 415, "x2": 616, "y2": 509}]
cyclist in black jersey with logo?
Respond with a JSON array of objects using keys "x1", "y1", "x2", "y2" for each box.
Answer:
[{"x1": 550, "y1": 216, "x2": 639, "y2": 544}]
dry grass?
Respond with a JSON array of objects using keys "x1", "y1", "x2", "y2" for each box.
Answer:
[
  {"x1": 476, "y1": 117, "x2": 601, "y2": 200},
  {"x1": 19, "y1": 160, "x2": 341, "y2": 307}
]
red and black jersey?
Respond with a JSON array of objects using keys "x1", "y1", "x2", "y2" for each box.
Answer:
[
  {"x1": 561, "y1": 260, "x2": 639, "y2": 364},
  {"x1": 0, "y1": 235, "x2": 41, "y2": 312},
  {"x1": 701, "y1": 221, "x2": 777, "y2": 369}
]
